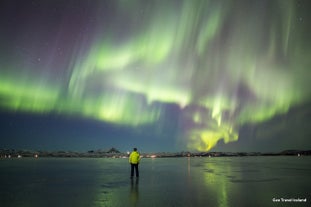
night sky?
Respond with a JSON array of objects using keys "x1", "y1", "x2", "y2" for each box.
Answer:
[{"x1": 0, "y1": 0, "x2": 310, "y2": 152}]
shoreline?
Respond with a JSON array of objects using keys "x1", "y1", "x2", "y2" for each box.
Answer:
[{"x1": 1, "y1": 149, "x2": 310, "y2": 159}]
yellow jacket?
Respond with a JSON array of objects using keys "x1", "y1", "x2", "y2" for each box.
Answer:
[{"x1": 129, "y1": 151, "x2": 140, "y2": 164}]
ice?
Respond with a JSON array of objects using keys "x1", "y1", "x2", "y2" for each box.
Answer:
[{"x1": 0, "y1": 157, "x2": 310, "y2": 207}]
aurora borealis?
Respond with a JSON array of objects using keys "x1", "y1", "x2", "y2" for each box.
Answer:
[{"x1": 0, "y1": 0, "x2": 310, "y2": 152}]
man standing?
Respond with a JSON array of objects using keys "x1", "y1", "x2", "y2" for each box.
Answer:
[{"x1": 129, "y1": 148, "x2": 140, "y2": 178}]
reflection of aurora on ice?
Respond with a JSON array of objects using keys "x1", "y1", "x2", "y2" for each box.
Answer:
[{"x1": 0, "y1": 0, "x2": 310, "y2": 151}]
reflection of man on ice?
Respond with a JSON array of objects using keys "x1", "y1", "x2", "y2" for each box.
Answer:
[
  {"x1": 129, "y1": 148, "x2": 141, "y2": 178},
  {"x1": 129, "y1": 175, "x2": 139, "y2": 206}
]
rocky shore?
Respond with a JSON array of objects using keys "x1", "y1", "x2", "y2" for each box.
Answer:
[{"x1": 0, "y1": 148, "x2": 310, "y2": 159}]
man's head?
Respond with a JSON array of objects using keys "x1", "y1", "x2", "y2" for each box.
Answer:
[{"x1": 133, "y1": 148, "x2": 137, "y2": 151}]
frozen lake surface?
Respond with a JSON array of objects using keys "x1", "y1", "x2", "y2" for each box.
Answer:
[{"x1": 0, "y1": 156, "x2": 310, "y2": 207}]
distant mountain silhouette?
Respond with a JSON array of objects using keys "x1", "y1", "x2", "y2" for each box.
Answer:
[
  {"x1": 1, "y1": 148, "x2": 310, "y2": 158},
  {"x1": 106, "y1": 147, "x2": 120, "y2": 153}
]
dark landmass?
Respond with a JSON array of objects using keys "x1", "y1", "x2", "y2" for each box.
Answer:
[{"x1": 0, "y1": 148, "x2": 310, "y2": 158}]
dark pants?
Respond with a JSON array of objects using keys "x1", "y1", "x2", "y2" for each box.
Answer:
[{"x1": 131, "y1": 163, "x2": 139, "y2": 177}]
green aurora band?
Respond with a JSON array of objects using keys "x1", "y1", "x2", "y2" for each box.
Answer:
[{"x1": 0, "y1": 0, "x2": 310, "y2": 151}]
